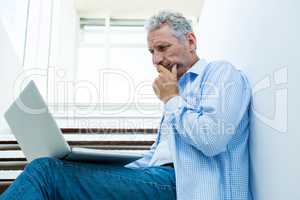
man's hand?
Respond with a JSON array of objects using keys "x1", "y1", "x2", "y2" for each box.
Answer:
[{"x1": 153, "y1": 64, "x2": 179, "y2": 103}]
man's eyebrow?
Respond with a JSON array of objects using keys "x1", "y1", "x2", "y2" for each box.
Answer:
[
  {"x1": 148, "y1": 43, "x2": 172, "y2": 53},
  {"x1": 155, "y1": 42, "x2": 171, "y2": 46},
  {"x1": 157, "y1": 43, "x2": 172, "y2": 47},
  {"x1": 149, "y1": 43, "x2": 171, "y2": 50}
]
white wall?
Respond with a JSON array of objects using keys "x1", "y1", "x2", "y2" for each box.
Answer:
[
  {"x1": 0, "y1": 21, "x2": 22, "y2": 133},
  {"x1": 0, "y1": 1, "x2": 27, "y2": 134},
  {"x1": 22, "y1": 0, "x2": 52, "y2": 99},
  {"x1": 48, "y1": 0, "x2": 79, "y2": 105},
  {"x1": 23, "y1": 0, "x2": 79, "y2": 104},
  {"x1": 0, "y1": 0, "x2": 28, "y2": 65},
  {"x1": 198, "y1": 0, "x2": 300, "y2": 199},
  {"x1": 0, "y1": 0, "x2": 79, "y2": 133}
]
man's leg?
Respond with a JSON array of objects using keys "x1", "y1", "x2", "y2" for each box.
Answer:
[{"x1": 0, "y1": 157, "x2": 176, "y2": 200}]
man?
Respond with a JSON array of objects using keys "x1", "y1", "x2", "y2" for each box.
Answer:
[{"x1": 1, "y1": 11, "x2": 252, "y2": 200}]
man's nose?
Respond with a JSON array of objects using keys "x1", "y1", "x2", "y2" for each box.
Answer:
[{"x1": 152, "y1": 52, "x2": 163, "y2": 65}]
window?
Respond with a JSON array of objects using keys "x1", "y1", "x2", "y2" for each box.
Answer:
[
  {"x1": 72, "y1": 18, "x2": 162, "y2": 121},
  {"x1": 9, "y1": 3, "x2": 199, "y2": 129},
  {"x1": 77, "y1": 18, "x2": 158, "y2": 104},
  {"x1": 44, "y1": 17, "x2": 163, "y2": 129}
]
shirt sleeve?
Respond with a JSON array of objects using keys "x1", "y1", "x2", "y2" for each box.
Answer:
[
  {"x1": 164, "y1": 62, "x2": 251, "y2": 157},
  {"x1": 124, "y1": 140, "x2": 158, "y2": 168}
]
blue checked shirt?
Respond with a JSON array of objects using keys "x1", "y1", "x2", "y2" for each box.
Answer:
[{"x1": 126, "y1": 59, "x2": 252, "y2": 200}]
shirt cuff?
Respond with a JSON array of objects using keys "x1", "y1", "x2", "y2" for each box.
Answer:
[{"x1": 164, "y1": 95, "x2": 186, "y2": 116}]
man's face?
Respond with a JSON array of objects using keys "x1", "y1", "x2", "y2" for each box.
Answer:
[{"x1": 147, "y1": 24, "x2": 196, "y2": 79}]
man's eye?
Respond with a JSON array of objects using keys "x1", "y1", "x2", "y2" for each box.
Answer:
[
  {"x1": 157, "y1": 44, "x2": 171, "y2": 52},
  {"x1": 158, "y1": 46, "x2": 168, "y2": 51}
]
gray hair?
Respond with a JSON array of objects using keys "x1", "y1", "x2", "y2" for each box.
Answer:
[{"x1": 145, "y1": 10, "x2": 193, "y2": 41}]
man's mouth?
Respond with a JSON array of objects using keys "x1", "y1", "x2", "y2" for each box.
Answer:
[
  {"x1": 163, "y1": 64, "x2": 173, "y2": 71},
  {"x1": 156, "y1": 63, "x2": 178, "y2": 73}
]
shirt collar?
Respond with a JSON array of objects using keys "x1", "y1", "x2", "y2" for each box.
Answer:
[
  {"x1": 178, "y1": 58, "x2": 207, "y2": 83},
  {"x1": 186, "y1": 58, "x2": 207, "y2": 75}
]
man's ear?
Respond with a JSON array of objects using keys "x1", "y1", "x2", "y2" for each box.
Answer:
[{"x1": 186, "y1": 32, "x2": 197, "y2": 52}]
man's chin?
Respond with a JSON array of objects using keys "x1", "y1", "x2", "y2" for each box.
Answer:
[
  {"x1": 166, "y1": 64, "x2": 180, "y2": 71},
  {"x1": 162, "y1": 65, "x2": 172, "y2": 71}
]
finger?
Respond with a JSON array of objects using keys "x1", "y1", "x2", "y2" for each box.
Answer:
[
  {"x1": 156, "y1": 66, "x2": 161, "y2": 73},
  {"x1": 158, "y1": 74, "x2": 168, "y2": 82},
  {"x1": 157, "y1": 65, "x2": 170, "y2": 74},
  {"x1": 152, "y1": 79, "x2": 162, "y2": 95},
  {"x1": 171, "y1": 64, "x2": 177, "y2": 78},
  {"x1": 154, "y1": 77, "x2": 163, "y2": 86}
]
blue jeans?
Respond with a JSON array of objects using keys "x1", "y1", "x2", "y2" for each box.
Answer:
[{"x1": 1, "y1": 157, "x2": 176, "y2": 200}]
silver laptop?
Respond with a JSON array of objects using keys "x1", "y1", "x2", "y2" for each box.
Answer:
[{"x1": 4, "y1": 80, "x2": 143, "y2": 164}]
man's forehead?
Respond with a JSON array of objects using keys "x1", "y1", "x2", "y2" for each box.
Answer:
[
  {"x1": 147, "y1": 25, "x2": 178, "y2": 46},
  {"x1": 148, "y1": 24, "x2": 173, "y2": 37}
]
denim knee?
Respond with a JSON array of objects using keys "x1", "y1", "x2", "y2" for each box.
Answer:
[{"x1": 25, "y1": 157, "x2": 63, "y2": 173}]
